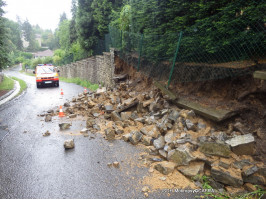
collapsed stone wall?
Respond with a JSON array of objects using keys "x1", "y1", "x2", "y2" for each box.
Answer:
[{"x1": 57, "y1": 49, "x2": 115, "y2": 87}]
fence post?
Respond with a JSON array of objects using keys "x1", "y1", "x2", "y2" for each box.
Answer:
[
  {"x1": 167, "y1": 31, "x2": 183, "y2": 89},
  {"x1": 120, "y1": 30, "x2": 123, "y2": 50},
  {"x1": 137, "y1": 34, "x2": 144, "y2": 72}
]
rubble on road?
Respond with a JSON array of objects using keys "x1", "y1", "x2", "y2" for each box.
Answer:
[
  {"x1": 43, "y1": 81, "x2": 265, "y2": 194},
  {"x1": 59, "y1": 123, "x2": 71, "y2": 130},
  {"x1": 64, "y1": 139, "x2": 75, "y2": 149},
  {"x1": 43, "y1": 130, "x2": 51, "y2": 136}
]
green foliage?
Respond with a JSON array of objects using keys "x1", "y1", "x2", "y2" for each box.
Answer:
[
  {"x1": 59, "y1": 77, "x2": 99, "y2": 91},
  {"x1": 57, "y1": 20, "x2": 71, "y2": 50},
  {"x1": 69, "y1": 0, "x2": 78, "y2": 44},
  {"x1": 0, "y1": 0, "x2": 9, "y2": 69},
  {"x1": 196, "y1": 175, "x2": 266, "y2": 199},
  {"x1": 76, "y1": 0, "x2": 98, "y2": 51}
]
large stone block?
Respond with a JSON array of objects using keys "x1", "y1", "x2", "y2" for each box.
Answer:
[
  {"x1": 211, "y1": 166, "x2": 243, "y2": 187},
  {"x1": 199, "y1": 142, "x2": 231, "y2": 157},
  {"x1": 178, "y1": 161, "x2": 205, "y2": 178},
  {"x1": 167, "y1": 145, "x2": 194, "y2": 166},
  {"x1": 225, "y1": 134, "x2": 255, "y2": 155},
  {"x1": 154, "y1": 161, "x2": 177, "y2": 175}
]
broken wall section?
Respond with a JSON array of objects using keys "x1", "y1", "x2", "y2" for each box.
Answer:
[{"x1": 57, "y1": 49, "x2": 115, "y2": 88}]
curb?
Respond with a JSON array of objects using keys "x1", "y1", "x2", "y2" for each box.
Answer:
[
  {"x1": 0, "y1": 88, "x2": 15, "y2": 101},
  {"x1": 0, "y1": 78, "x2": 21, "y2": 106}
]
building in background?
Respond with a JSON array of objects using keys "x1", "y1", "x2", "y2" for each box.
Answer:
[{"x1": 33, "y1": 49, "x2": 54, "y2": 59}]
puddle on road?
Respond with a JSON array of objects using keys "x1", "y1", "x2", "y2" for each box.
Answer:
[{"x1": 52, "y1": 116, "x2": 87, "y2": 136}]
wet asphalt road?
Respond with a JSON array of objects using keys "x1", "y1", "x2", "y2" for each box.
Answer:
[{"x1": 0, "y1": 67, "x2": 196, "y2": 199}]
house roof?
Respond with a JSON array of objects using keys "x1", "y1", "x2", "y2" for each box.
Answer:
[{"x1": 34, "y1": 49, "x2": 54, "y2": 57}]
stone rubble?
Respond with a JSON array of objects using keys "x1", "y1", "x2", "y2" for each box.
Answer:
[
  {"x1": 45, "y1": 81, "x2": 265, "y2": 195},
  {"x1": 64, "y1": 139, "x2": 75, "y2": 149}
]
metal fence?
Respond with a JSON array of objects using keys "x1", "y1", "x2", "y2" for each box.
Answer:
[{"x1": 101, "y1": 16, "x2": 265, "y2": 87}]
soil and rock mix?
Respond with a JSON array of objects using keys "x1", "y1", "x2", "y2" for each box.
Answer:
[{"x1": 42, "y1": 75, "x2": 265, "y2": 198}]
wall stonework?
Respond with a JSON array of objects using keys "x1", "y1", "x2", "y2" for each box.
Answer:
[{"x1": 57, "y1": 49, "x2": 115, "y2": 87}]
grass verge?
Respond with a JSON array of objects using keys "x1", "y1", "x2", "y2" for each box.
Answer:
[
  {"x1": 59, "y1": 77, "x2": 99, "y2": 91},
  {"x1": 0, "y1": 76, "x2": 14, "y2": 91},
  {"x1": 11, "y1": 77, "x2": 27, "y2": 96}
]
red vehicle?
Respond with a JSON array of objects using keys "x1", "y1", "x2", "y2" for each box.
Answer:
[{"x1": 33, "y1": 64, "x2": 60, "y2": 88}]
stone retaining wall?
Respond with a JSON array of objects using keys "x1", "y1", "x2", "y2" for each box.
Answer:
[{"x1": 57, "y1": 49, "x2": 115, "y2": 87}]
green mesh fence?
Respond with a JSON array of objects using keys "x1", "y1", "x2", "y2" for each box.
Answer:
[{"x1": 103, "y1": 15, "x2": 265, "y2": 86}]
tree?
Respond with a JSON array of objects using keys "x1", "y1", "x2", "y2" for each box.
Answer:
[
  {"x1": 5, "y1": 19, "x2": 23, "y2": 51},
  {"x1": 22, "y1": 19, "x2": 39, "y2": 51},
  {"x1": 76, "y1": 0, "x2": 97, "y2": 53},
  {"x1": 0, "y1": 0, "x2": 9, "y2": 69},
  {"x1": 69, "y1": 0, "x2": 78, "y2": 44},
  {"x1": 91, "y1": 0, "x2": 112, "y2": 37},
  {"x1": 57, "y1": 20, "x2": 70, "y2": 50},
  {"x1": 59, "y1": 12, "x2": 68, "y2": 25}
]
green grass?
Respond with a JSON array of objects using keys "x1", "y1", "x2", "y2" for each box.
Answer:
[
  {"x1": 59, "y1": 77, "x2": 99, "y2": 91},
  {"x1": 11, "y1": 77, "x2": 27, "y2": 96},
  {"x1": 0, "y1": 76, "x2": 15, "y2": 91},
  {"x1": 19, "y1": 70, "x2": 35, "y2": 76},
  {"x1": 195, "y1": 175, "x2": 266, "y2": 199}
]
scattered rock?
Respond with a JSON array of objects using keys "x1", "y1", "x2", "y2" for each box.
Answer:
[
  {"x1": 167, "y1": 145, "x2": 195, "y2": 166},
  {"x1": 111, "y1": 111, "x2": 122, "y2": 121},
  {"x1": 243, "y1": 183, "x2": 257, "y2": 192},
  {"x1": 113, "y1": 161, "x2": 120, "y2": 168},
  {"x1": 43, "y1": 130, "x2": 51, "y2": 136},
  {"x1": 197, "y1": 122, "x2": 206, "y2": 130},
  {"x1": 178, "y1": 162, "x2": 205, "y2": 178},
  {"x1": 105, "y1": 105, "x2": 114, "y2": 113},
  {"x1": 208, "y1": 178, "x2": 225, "y2": 190},
  {"x1": 158, "y1": 150, "x2": 167, "y2": 159},
  {"x1": 142, "y1": 186, "x2": 149, "y2": 193},
  {"x1": 59, "y1": 123, "x2": 71, "y2": 130},
  {"x1": 199, "y1": 142, "x2": 231, "y2": 157},
  {"x1": 140, "y1": 125, "x2": 160, "y2": 138},
  {"x1": 242, "y1": 173, "x2": 265, "y2": 185},
  {"x1": 225, "y1": 134, "x2": 255, "y2": 155},
  {"x1": 168, "y1": 110, "x2": 179, "y2": 122},
  {"x1": 69, "y1": 114, "x2": 77, "y2": 118},
  {"x1": 121, "y1": 112, "x2": 132, "y2": 121},
  {"x1": 153, "y1": 136, "x2": 165, "y2": 150},
  {"x1": 144, "y1": 192, "x2": 149, "y2": 198},
  {"x1": 185, "y1": 119, "x2": 197, "y2": 131},
  {"x1": 122, "y1": 133, "x2": 131, "y2": 142},
  {"x1": 211, "y1": 166, "x2": 243, "y2": 187},
  {"x1": 232, "y1": 159, "x2": 252, "y2": 170},
  {"x1": 129, "y1": 131, "x2": 143, "y2": 145},
  {"x1": 115, "y1": 126, "x2": 124, "y2": 135},
  {"x1": 242, "y1": 165, "x2": 258, "y2": 177},
  {"x1": 45, "y1": 115, "x2": 52, "y2": 122},
  {"x1": 219, "y1": 158, "x2": 231, "y2": 169},
  {"x1": 64, "y1": 102, "x2": 70, "y2": 107},
  {"x1": 142, "y1": 135, "x2": 153, "y2": 146},
  {"x1": 164, "y1": 132, "x2": 175, "y2": 144},
  {"x1": 64, "y1": 139, "x2": 75, "y2": 149},
  {"x1": 80, "y1": 128, "x2": 88, "y2": 134},
  {"x1": 225, "y1": 186, "x2": 247, "y2": 197},
  {"x1": 105, "y1": 128, "x2": 115, "y2": 140}
]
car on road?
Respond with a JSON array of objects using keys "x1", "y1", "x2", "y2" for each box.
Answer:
[{"x1": 33, "y1": 64, "x2": 60, "y2": 88}]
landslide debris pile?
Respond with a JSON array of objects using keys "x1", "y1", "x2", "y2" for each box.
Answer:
[{"x1": 47, "y1": 81, "x2": 265, "y2": 197}]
